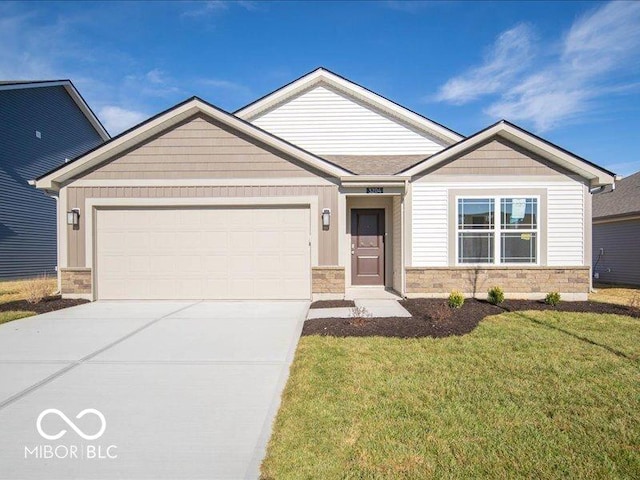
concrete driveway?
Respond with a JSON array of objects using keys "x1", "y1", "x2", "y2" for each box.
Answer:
[{"x1": 0, "y1": 300, "x2": 308, "y2": 480}]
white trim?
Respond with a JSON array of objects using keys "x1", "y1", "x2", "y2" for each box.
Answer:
[
  {"x1": 403, "y1": 122, "x2": 615, "y2": 186},
  {"x1": 0, "y1": 81, "x2": 109, "y2": 140},
  {"x1": 58, "y1": 187, "x2": 68, "y2": 270},
  {"x1": 338, "y1": 192, "x2": 347, "y2": 267},
  {"x1": 35, "y1": 98, "x2": 351, "y2": 190},
  {"x1": 69, "y1": 178, "x2": 337, "y2": 188},
  {"x1": 84, "y1": 197, "x2": 320, "y2": 300},
  {"x1": 236, "y1": 68, "x2": 463, "y2": 144},
  {"x1": 61, "y1": 293, "x2": 93, "y2": 301},
  {"x1": 454, "y1": 195, "x2": 541, "y2": 267}
]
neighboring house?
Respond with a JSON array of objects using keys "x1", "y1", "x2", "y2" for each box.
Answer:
[
  {"x1": 34, "y1": 68, "x2": 614, "y2": 301},
  {"x1": 592, "y1": 171, "x2": 640, "y2": 286},
  {"x1": 0, "y1": 80, "x2": 109, "y2": 279}
]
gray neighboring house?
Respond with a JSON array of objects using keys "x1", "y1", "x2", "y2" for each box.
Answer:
[
  {"x1": 0, "y1": 80, "x2": 109, "y2": 279},
  {"x1": 593, "y1": 170, "x2": 640, "y2": 286}
]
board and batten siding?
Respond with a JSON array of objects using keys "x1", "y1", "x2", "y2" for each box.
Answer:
[
  {"x1": 251, "y1": 85, "x2": 447, "y2": 155},
  {"x1": 411, "y1": 181, "x2": 586, "y2": 267},
  {"x1": 65, "y1": 185, "x2": 339, "y2": 268},
  {"x1": 593, "y1": 219, "x2": 640, "y2": 286},
  {"x1": 0, "y1": 86, "x2": 104, "y2": 279},
  {"x1": 82, "y1": 115, "x2": 322, "y2": 180}
]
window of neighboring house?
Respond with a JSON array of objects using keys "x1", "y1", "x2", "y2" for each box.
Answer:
[{"x1": 457, "y1": 196, "x2": 538, "y2": 265}]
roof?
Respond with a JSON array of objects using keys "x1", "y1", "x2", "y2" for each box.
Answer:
[
  {"x1": 401, "y1": 120, "x2": 616, "y2": 186},
  {"x1": 235, "y1": 67, "x2": 464, "y2": 145},
  {"x1": 323, "y1": 154, "x2": 429, "y2": 175},
  {"x1": 34, "y1": 96, "x2": 353, "y2": 190},
  {"x1": 0, "y1": 80, "x2": 110, "y2": 141},
  {"x1": 593, "y1": 170, "x2": 640, "y2": 220}
]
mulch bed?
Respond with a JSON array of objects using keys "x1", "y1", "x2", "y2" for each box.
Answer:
[
  {"x1": 302, "y1": 298, "x2": 640, "y2": 339},
  {"x1": 310, "y1": 300, "x2": 356, "y2": 309},
  {"x1": 0, "y1": 296, "x2": 89, "y2": 315}
]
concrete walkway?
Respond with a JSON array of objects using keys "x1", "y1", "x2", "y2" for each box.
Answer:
[
  {"x1": 307, "y1": 299, "x2": 411, "y2": 319},
  {"x1": 0, "y1": 300, "x2": 308, "y2": 480}
]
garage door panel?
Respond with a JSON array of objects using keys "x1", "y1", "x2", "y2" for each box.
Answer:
[{"x1": 96, "y1": 207, "x2": 311, "y2": 300}]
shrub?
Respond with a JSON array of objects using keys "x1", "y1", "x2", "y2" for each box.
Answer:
[
  {"x1": 448, "y1": 291, "x2": 465, "y2": 309},
  {"x1": 350, "y1": 305, "x2": 371, "y2": 326},
  {"x1": 21, "y1": 274, "x2": 53, "y2": 304},
  {"x1": 545, "y1": 291, "x2": 561, "y2": 306},
  {"x1": 487, "y1": 286, "x2": 505, "y2": 305},
  {"x1": 430, "y1": 302, "x2": 452, "y2": 322}
]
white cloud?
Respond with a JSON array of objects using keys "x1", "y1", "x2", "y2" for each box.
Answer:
[
  {"x1": 434, "y1": 23, "x2": 535, "y2": 104},
  {"x1": 434, "y1": 1, "x2": 640, "y2": 131},
  {"x1": 198, "y1": 78, "x2": 250, "y2": 93},
  {"x1": 99, "y1": 106, "x2": 148, "y2": 135},
  {"x1": 181, "y1": 1, "x2": 228, "y2": 18}
]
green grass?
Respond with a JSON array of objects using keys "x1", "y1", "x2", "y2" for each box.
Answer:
[
  {"x1": 0, "y1": 310, "x2": 36, "y2": 325},
  {"x1": 262, "y1": 312, "x2": 640, "y2": 479}
]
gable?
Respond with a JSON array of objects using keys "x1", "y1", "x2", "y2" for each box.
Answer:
[
  {"x1": 251, "y1": 85, "x2": 449, "y2": 156},
  {"x1": 78, "y1": 115, "x2": 325, "y2": 180},
  {"x1": 418, "y1": 138, "x2": 580, "y2": 180}
]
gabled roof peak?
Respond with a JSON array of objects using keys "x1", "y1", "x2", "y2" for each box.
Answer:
[{"x1": 235, "y1": 67, "x2": 463, "y2": 145}]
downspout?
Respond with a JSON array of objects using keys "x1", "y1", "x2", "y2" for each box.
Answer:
[{"x1": 29, "y1": 180, "x2": 62, "y2": 294}]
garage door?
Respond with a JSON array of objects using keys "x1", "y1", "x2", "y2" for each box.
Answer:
[{"x1": 95, "y1": 207, "x2": 310, "y2": 300}]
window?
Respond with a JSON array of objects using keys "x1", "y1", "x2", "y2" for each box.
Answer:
[{"x1": 457, "y1": 196, "x2": 538, "y2": 264}]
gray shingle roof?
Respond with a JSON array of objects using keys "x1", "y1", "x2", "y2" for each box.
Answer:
[
  {"x1": 322, "y1": 154, "x2": 429, "y2": 175},
  {"x1": 593, "y1": 170, "x2": 640, "y2": 219}
]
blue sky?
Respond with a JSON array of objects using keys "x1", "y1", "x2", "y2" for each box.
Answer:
[{"x1": 1, "y1": 1, "x2": 639, "y2": 175}]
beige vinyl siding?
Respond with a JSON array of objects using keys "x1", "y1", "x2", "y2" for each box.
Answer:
[
  {"x1": 593, "y1": 219, "x2": 640, "y2": 286},
  {"x1": 251, "y1": 85, "x2": 447, "y2": 155},
  {"x1": 392, "y1": 196, "x2": 402, "y2": 292},
  {"x1": 411, "y1": 181, "x2": 585, "y2": 267},
  {"x1": 426, "y1": 138, "x2": 575, "y2": 177},
  {"x1": 81, "y1": 115, "x2": 322, "y2": 180},
  {"x1": 66, "y1": 185, "x2": 338, "y2": 268}
]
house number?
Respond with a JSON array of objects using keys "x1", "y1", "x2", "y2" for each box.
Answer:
[{"x1": 366, "y1": 187, "x2": 383, "y2": 194}]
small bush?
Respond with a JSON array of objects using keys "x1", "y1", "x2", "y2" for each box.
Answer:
[
  {"x1": 487, "y1": 286, "x2": 505, "y2": 305},
  {"x1": 21, "y1": 275, "x2": 53, "y2": 304},
  {"x1": 545, "y1": 291, "x2": 561, "y2": 306},
  {"x1": 430, "y1": 302, "x2": 452, "y2": 322},
  {"x1": 350, "y1": 305, "x2": 371, "y2": 326},
  {"x1": 448, "y1": 291, "x2": 465, "y2": 309}
]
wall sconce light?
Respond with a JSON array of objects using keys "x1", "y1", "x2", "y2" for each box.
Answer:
[
  {"x1": 322, "y1": 208, "x2": 331, "y2": 230},
  {"x1": 67, "y1": 208, "x2": 80, "y2": 229}
]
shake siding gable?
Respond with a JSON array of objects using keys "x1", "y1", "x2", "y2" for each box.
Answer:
[
  {"x1": 251, "y1": 85, "x2": 447, "y2": 155},
  {"x1": 80, "y1": 115, "x2": 324, "y2": 180}
]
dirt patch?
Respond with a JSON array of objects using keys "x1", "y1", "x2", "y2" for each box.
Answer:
[
  {"x1": 309, "y1": 300, "x2": 356, "y2": 309},
  {"x1": 0, "y1": 296, "x2": 89, "y2": 315},
  {"x1": 302, "y1": 298, "x2": 640, "y2": 339}
]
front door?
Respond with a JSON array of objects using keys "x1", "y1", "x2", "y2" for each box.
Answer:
[{"x1": 351, "y1": 209, "x2": 385, "y2": 286}]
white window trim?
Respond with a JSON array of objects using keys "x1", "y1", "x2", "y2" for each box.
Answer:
[{"x1": 455, "y1": 195, "x2": 541, "y2": 267}]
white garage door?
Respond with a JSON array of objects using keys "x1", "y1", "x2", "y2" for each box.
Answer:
[{"x1": 95, "y1": 207, "x2": 311, "y2": 300}]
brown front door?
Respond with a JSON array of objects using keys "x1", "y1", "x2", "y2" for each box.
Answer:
[{"x1": 351, "y1": 209, "x2": 385, "y2": 286}]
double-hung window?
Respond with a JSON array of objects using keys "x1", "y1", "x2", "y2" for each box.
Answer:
[{"x1": 457, "y1": 196, "x2": 538, "y2": 265}]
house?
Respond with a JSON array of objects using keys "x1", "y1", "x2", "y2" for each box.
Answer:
[
  {"x1": 592, "y1": 170, "x2": 640, "y2": 286},
  {"x1": 33, "y1": 68, "x2": 615, "y2": 301},
  {"x1": 0, "y1": 80, "x2": 109, "y2": 279}
]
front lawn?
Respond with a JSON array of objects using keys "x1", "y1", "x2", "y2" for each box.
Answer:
[{"x1": 262, "y1": 311, "x2": 640, "y2": 479}]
